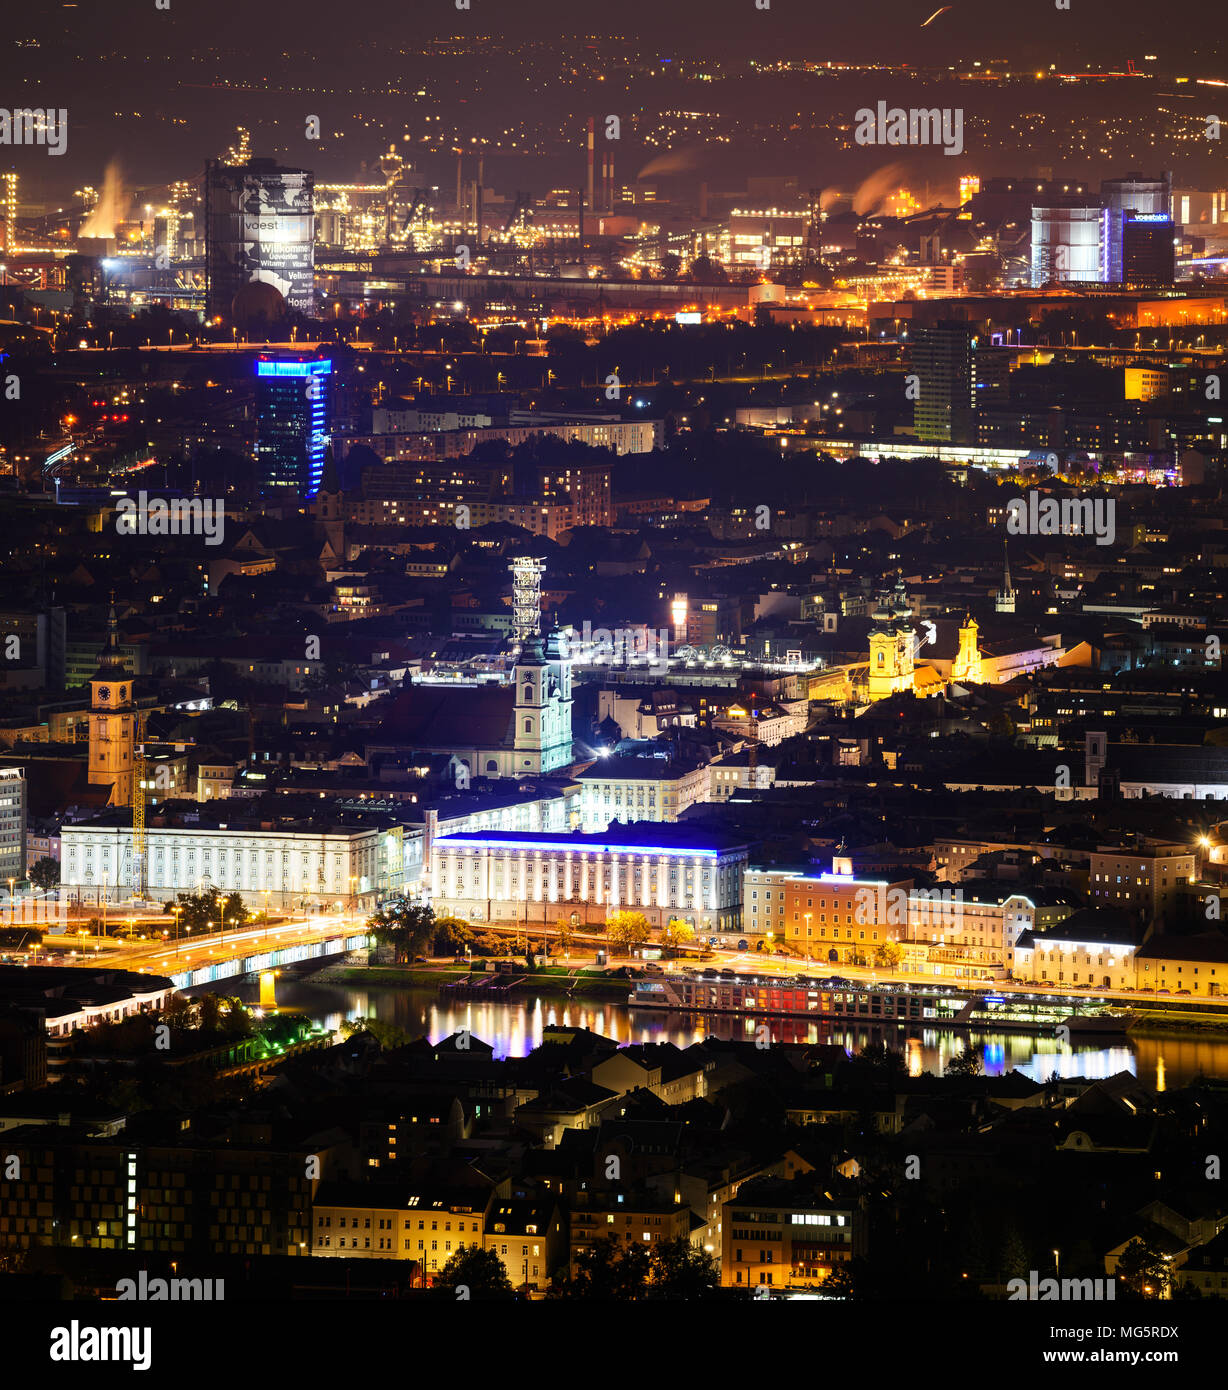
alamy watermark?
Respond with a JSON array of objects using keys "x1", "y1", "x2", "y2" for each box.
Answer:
[
  {"x1": 115, "y1": 492, "x2": 225, "y2": 547},
  {"x1": 855, "y1": 885, "x2": 964, "y2": 929},
  {"x1": 1005, "y1": 491, "x2": 1115, "y2": 547},
  {"x1": 569, "y1": 621, "x2": 670, "y2": 676},
  {"x1": 854, "y1": 102, "x2": 964, "y2": 156},
  {"x1": 0, "y1": 107, "x2": 67, "y2": 156},
  {"x1": 49, "y1": 1323, "x2": 151, "y2": 1371},
  {"x1": 1008, "y1": 1270, "x2": 1116, "y2": 1301},
  {"x1": 118, "y1": 1270, "x2": 224, "y2": 1301}
]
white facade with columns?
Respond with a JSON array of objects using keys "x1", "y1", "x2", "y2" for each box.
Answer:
[
  {"x1": 431, "y1": 829, "x2": 747, "y2": 932},
  {"x1": 61, "y1": 817, "x2": 406, "y2": 903}
]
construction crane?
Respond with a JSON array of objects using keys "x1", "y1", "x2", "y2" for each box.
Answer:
[{"x1": 131, "y1": 710, "x2": 148, "y2": 902}]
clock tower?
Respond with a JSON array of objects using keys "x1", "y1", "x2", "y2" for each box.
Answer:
[{"x1": 88, "y1": 604, "x2": 137, "y2": 806}]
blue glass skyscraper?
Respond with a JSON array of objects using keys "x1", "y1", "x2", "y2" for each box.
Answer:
[{"x1": 254, "y1": 357, "x2": 332, "y2": 498}]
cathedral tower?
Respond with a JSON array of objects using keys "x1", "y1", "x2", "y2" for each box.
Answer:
[
  {"x1": 87, "y1": 604, "x2": 137, "y2": 806},
  {"x1": 867, "y1": 576, "x2": 917, "y2": 702},
  {"x1": 952, "y1": 615, "x2": 984, "y2": 686},
  {"x1": 512, "y1": 625, "x2": 573, "y2": 774}
]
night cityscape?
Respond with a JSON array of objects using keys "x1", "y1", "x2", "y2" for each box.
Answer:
[{"x1": 1, "y1": 0, "x2": 1227, "y2": 1362}]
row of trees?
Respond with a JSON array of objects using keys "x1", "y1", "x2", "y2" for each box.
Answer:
[
  {"x1": 366, "y1": 900, "x2": 477, "y2": 963},
  {"x1": 605, "y1": 911, "x2": 696, "y2": 955},
  {"x1": 428, "y1": 1236, "x2": 720, "y2": 1300},
  {"x1": 163, "y1": 888, "x2": 251, "y2": 935},
  {"x1": 366, "y1": 901, "x2": 708, "y2": 963}
]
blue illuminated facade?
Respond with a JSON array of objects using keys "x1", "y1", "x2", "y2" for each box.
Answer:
[
  {"x1": 254, "y1": 357, "x2": 332, "y2": 497},
  {"x1": 1121, "y1": 212, "x2": 1175, "y2": 289},
  {"x1": 431, "y1": 825, "x2": 750, "y2": 932}
]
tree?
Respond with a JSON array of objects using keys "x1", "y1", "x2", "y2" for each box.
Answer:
[
  {"x1": 221, "y1": 892, "x2": 250, "y2": 931},
  {"x1": 1000, "y1": 1226, "x2": 1030, "y2": 1282},
  {"x1": 646, "y1": 1237, "x2": 720, "y2": 1299},
  {"x1": 819, "y1": 1263, "x2": 856, "y2": 1299},
  {"x1": 29, "y1": 857, "x2": 60, "y2": 892},
  {"x1": 340, "y1": 1015, "x2": 412, "y2": 1050},
  {"x1": 160, "y1": 992, "x2": 193, "y2": 1031},
  {"x1": 432, "y1": 1245, "x2": 515, "y2": 1299},
  {"x1": 432, "y1": 915, "x2": 474, "y2": 956},
  {"x1": 196, "y1": 994, "x2": 225, "y2": 1033},
  {"x1": 606, "y1": 910, "x2": 651, "y2": 955},
  {"x1": 367, "y1": 898, "x2": 436, "y2": 963},
  {"x1": 873, "y1": 941, "x2": 904, "y2": 972},
  {"x1": 946, "y1": 1044, "x2": 983, "y2": 1077},
  {"x1": 173, "y1": 887, "x2": 224, "y2": 935},
  {"x1": 565, "y1": 1236, "x2": 651, "y2": 1299},
  {"x1": 661, "y1": 918, "x2": 696, "y2": 953},
  {"x1": 855, "y1": 1040, "x2": 907, "y2": 1076},
  {"x1": 1116, "y1": 1238, "x2": 1171, "y2": 1299}
]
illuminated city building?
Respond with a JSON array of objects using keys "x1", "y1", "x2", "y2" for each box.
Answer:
[
  {"x1": 1030, "y1": 202, "x2": 1108, "y2": 285},
  {"x1": 722, "y1": 1178, "x2": 862, "y2": 1290},
  {"x1": 60, "y1": 810, "x2": 404, "y2": 903},
  {"x1": 381, "y1": 626, "x2": 573, "y2": 777},
  {"x1": 430, "y1": 824, "x2": 748, "y2": 932},
  {"x1": 0, "y1": 765, "x2": 26, "y2": 885},
  {"x1": 866, "y1": 578, "x2": 917, "y2": 702},
  {"x1": 951, "y1": 616, "x2": 984, "y2": 685},
  {"x1": 1121, "y1": 212, "x2": 1176, "y2": 289},
  {"x1": 911, "y1": 323, "x2": 976, "y2": 443},
  {"x1": 87, "y1": 607, "x2": 137, "y2": 808},
  {"x1": 1101, "y1": 171, "x2": 1171, "y2": 283},
  {"x1": 205, "y1": 157, "x2": 315, "y2": 318},
  {"x1": 254, "y1": 357, "x2": 333, "y2": 498}
]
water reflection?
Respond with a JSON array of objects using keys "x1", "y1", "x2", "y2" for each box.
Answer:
[{"x1": 234, "y1": 979, "x2": 1228, "y2": 1089}]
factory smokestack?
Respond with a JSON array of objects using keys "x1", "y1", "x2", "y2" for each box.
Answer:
[{"x1": 586, "y1": 118, "x2": 595, "y2": 222}]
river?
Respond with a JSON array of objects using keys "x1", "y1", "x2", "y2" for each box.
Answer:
[{"x1": 222, "y1": 976, "x2": 1228, "y2": 1090}]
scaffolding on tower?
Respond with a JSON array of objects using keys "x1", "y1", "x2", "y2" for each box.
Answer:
[
  {"x1": 509, "y1": 556, "x2": 546, "y2": 647},
  {"x1": 131, "y1": 710, "x2": 149, "y2": 901}
]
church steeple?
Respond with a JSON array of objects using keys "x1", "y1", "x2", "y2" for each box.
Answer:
[
  {"x1": 88, "y1": 597, "x2": 136, "y2": 805},
  {"x1": 93, "y1": 598, "x2": 130, "y2": 682},
  {"x1": 867, "y1": 575, "x2": 916, "y2": 702},
  {"x1": 952, "y1": 614, "x2": 984, "y2": 686},
  {"x1": 996, "y1": 541, "x2": 1016, "y2": 614}
]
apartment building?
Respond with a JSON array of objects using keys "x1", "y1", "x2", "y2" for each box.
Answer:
[
  {"x1": 568, "y1": 1189, "x2": 696, "y2": 1273},
  {"x1": 0, "y1": 766, "x2": 26, "y2": 885},
  {"x1": 721, "y1": 1177, "x2": 862, "y2": 1291},
  {"x1": 484, "y1": 1196, "x2": 565, "y2": 1292},
  {"x1": 1090, "y1": 841, "x2": 1196, "y2": 925},
  {"x1": 312, "y1": 1180, "x2": 490, "y2": 1269},
  {"x1": 0, "y1": 1130, "x2": 341, "y2": 1257}
]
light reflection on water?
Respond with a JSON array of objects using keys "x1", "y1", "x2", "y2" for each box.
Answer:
[{"x1": 236, "y1": 980, "x2": 1228, "y2": 1089}]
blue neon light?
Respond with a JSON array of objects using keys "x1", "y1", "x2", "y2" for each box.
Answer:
[
  {"x1": 255, "y1": 359, "x2": 333, "y2": 377},
  {"x1": 436, "y1": 836, "x2": 721, "y2": 857},
  {"x1": 1129, "y1": 214, "x2": 1170, "y2": 224}
]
